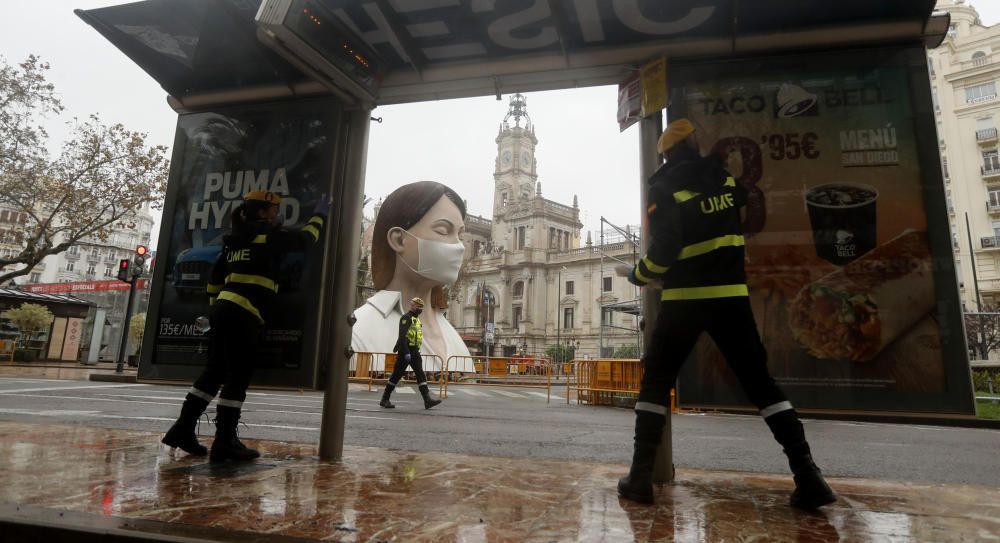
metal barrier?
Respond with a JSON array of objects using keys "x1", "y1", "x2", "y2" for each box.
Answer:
[
  {"x1": 349, "y1": 352, "x2": 445, "y2": 395},
  {"x1": 443, "y1": 355, "x2": 553, "y2": 402},
  {"x1": 0, "y1": 340, "x2": 14, "y2": 363},
  {"x1": 568, "y1": 358, "x2": 677, "y2": 411}
]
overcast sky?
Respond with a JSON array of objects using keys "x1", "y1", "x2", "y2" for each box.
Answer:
[{"x1": 2, "y1": 1, "x2": 998, "y2": 249}]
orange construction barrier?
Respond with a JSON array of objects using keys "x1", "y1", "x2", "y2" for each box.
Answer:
[
  {"x1": 568, "y1": 358, "x2": 675, "y2": 411},
  {"x1": 350, "y1": 352, "x2": 445, "y2": 395}
]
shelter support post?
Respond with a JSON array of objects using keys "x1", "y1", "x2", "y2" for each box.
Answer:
[
  {"x1": 319, "y1": 108, "x2": 371, "y2": 461},
  {"x1": 639, "y1": 113, "x2": 673, "y2": 484}
]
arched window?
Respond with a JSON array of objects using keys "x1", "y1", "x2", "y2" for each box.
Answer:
[
  {"x1": 512, "y1": 281, "x2": 524, "y2": 298},
  {"x1": 973, "y1": 51, "x2": 987, "y2": 59}
]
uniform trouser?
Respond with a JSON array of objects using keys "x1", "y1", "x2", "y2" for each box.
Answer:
[
  {"x1": 387, "y1": 350, "x2": 427, "y2": 387},
  {"x1": 188, "y1": 302, "x2": 263, "y2": 410},
  {"x1": 634, "y1": 296, "x2": 790, "y2": 446}
]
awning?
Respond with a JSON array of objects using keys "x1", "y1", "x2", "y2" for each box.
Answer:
[{"x1": 76, "y1": 0, "x2": 946, "y2": 107}]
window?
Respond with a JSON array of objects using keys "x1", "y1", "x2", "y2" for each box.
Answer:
[
  {"x1": 966, "y1": 82, "x2": 997, "y2": 104},
  {"x1": 942, "y1": 157, "x2": 950, "y2": 180},
  {"x1": 501, "y1": 193, "x2": 509, "y2": 207},
  {"x1": 928, "y1": 57, "x2": 936, "y2": 77},
  {"x1": 973, "y1": 51, "x2": 987, "y2": 61},
  {"x1": 603, "y1": 276, "x2": 613, "y2": 292},
  {"x1": 512, "y1": 281, "x2": 524, "y2": 298},
  {"x1": 86, "y1": 264, "x2": 96, "y2": 275},
  {"x1": 948, "y1": 23, "x2": 958, "y2": 39},
  {"x1": 91, "y1": 247, "x2": 99, "y2": 258},
  {"x1": 516, "y1": 226, "x2": 526, "y2": 249},
  {"x1": 565, "y1": 280, "x2": 574, "y2": 295},
  {"x1": 984, "y1": 149, "x2": 1000, "y2": 171},
  {"x1": 104, "y1": 266, "x2": 113, "y2": 277},
  {"x1": 68, "y1": 245, "x2": 79, "y2": 255},
  {"x1": 993, "y1": 221, "x2": 1000, "y2": 237},
  {"x1": 512, "y1": 306, "x2": 522, "y2": 330},
  {"x1": 602, "y1": 308, "x2": 613, "y2": 326},
  {"x1": 990, "y1": 189, "x2": 1000, "y2": 209},
  {"x1": 65, "y1": 262, "x2": 74, "y2": 272},
  {"x1": 932, "y1": 88, "x2": 939, "y2": 111},
  {"x1": 563, "y1": 233, "x2": 570, "y2": 251},
  {"x1": 563, "y1": 307, "x2": 574, "y2": 329},
  {"x1": 29, "y1": 273, "x2": 40, "y2": 283}
]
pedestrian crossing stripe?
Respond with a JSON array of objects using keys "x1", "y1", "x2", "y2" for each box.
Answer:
[
  {"x1": 493, "y1": 390, "x2": 526, "y2": 398},
  {"x1": 453, "y1": 388, "x2": 489, "y2": 397}
]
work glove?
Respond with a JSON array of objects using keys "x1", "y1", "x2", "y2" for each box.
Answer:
[
  {"x1": 404, "y1": 353, "x2": 411, "y2": 363},
  {"x1": 312, "y1": 193, "x2": 332, "y2": 217}
]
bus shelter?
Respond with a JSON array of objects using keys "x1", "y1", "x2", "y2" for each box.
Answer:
[{"x1": 76, "y1": 1, "x2": 970, "y2": 467}]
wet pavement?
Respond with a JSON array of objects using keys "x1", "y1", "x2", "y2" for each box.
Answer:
[{"x1": 0, "y1": 421, "x2": 997, "y2": 542}]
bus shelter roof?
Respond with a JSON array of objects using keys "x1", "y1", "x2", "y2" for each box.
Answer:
[{"x1": 76, "y1": 0, "x2": 947, "y2": 108}]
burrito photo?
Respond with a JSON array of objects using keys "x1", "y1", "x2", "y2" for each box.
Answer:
[{"x1": 789, "y1": 230, "x2": 934, "y2": 362}]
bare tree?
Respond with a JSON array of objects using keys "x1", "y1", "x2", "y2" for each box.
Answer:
[
  {"x1": 964, "y1": 304, "x2": 1000, "y2": 360},
  {"x1": 0, "y1": 55, "x2": 170, "y2": 284}
]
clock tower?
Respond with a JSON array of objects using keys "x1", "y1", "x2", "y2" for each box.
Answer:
[{"x1": 494, "y1": 93, "x2": 538, "y2": 214}]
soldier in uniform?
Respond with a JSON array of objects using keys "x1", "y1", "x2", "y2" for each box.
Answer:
[
  {"x1": 616, "y1": 119, "x2": 836, "y2": 509},
  {"x1": 380, "y1": 297, "x2": 443, "y2": 410},
  {"x1": 162, "y1": 190, "x2": 329, "y2": 462}
]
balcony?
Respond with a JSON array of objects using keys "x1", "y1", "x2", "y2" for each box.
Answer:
[
  {"x1": 977, "y1": 128, "x2": 999, "y2": 144},
  {"x1": 983, "y1": 163, "x2": 1000, "y2": 181},
  {"x1": 981, "y1": 236, "x2": 1000, "y2": 249},
  {"x1": 65, "y1": 251, "x2": 80, "y2": 260},
  {"x1": 990, "y1": 202, "x2": 1000, "y2": 215},
  {"x1": 968, "y1": 94, "x2": 998, "y2": 106}
]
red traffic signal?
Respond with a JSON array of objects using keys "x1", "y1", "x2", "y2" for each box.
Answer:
[{"x1": 116, "y1": 259, "x2": 131, "y2": 282}]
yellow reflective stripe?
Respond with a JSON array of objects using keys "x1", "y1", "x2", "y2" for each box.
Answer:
[
  {"x1": 208, "y1": 297, "x2": 216, "y2": 306},
  {"x1": 673, "y1": 190, "x2": 700, "y2": 203},
  {"x1": 641, "y1": 255, "x2": 669, "y2": 274},
  {"x1": 303, "y1": 225, "x2": 320, "y2": 240},
  {"x1": 724, "y1": 176, "x2": 736, "y2": 187},
  {"x1": 633, "y1": 266, "x2": 653, "y2": 284},
  {"x1": 252, "y1": 234, "x2": 267, "y2": 244},
  {"x1": 307, "y1": 216, "x2": 324, "y2": 227},
  {"x1": 217, "y1": 291, "x2": 264, "y2": 322},
  {"x1": 661, "y1": 284, "x2": 748, "y2": 301},
  {"x1": 677, "y1": 235, "x2": 745, "y2": 260},
  {"x1": 206, "y1": 283, "x2": 223, "y2": 294},
  {"x1": 647, "y1": 203, "x2": 657, "y2": 215},
  {"x1": 225, "y1": 273, "x2": 278, "y2": 292}
]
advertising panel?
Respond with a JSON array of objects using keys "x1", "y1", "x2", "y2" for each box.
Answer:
[
  {"x1": 669, "y1": 47, "x2": 974, "y2": 414},
  {"x1": 143, "y1": 98, "x2": 342, "y2": 386}
]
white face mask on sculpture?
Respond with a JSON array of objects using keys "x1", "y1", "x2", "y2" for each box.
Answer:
[{"x1": 397, "y1": 229, "x2": 465, "y2": 286}]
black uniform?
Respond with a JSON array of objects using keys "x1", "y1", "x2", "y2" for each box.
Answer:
[
  {"x1": 162, "y1": 212, "x2": 325, "y2": 461},
  {"x1": 380, "y1": 309, "x2": 441, "y2": 409},
  {"x1": 619, "y1": 146, "x2": 835, "y2": 509}
]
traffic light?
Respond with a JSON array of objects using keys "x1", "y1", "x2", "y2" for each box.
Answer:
[
  {"x1": 117, "y1": 259, "x2": 130, "y2": 282},
  {"x1": 133, "y1": 245, "x2": 148, "y2": 274}
]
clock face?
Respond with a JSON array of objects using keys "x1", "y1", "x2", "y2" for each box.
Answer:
[
  {"x1": 501, "y1": 150, "x2": 512, "y2": 165},
  {"x1": 521, "y1": 152, "x2": 531, "y2": 166}
]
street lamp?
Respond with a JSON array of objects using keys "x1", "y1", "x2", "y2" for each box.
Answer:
[{"x1": 556, "y1": 265, "x2": 567, "y2": 372}]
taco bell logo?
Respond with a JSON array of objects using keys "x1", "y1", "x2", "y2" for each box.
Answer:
[{"x1": 775, "y1": 83, "x2": 819, "y2": 118}]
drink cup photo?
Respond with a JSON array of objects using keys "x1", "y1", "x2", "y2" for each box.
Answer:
[{"x1": 804, "y1": 182, "x2": 878, "y2": 266}]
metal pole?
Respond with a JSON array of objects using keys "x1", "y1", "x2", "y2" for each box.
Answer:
[
  {"x1": 319, "y1": 108, "x2": 371, "y2": 461},
  {"x1": 966, "y1": 212, "x2": 987, "y2": 359},
  {"x1": 640, "y1": 113, "x2": 671, "y2": 484},
  {"x1": 556, "y1": 268, "x2": 562, "y2": 371},
  {"x1": 115, "y1": 276, "x2": 137, "y2": 373}
]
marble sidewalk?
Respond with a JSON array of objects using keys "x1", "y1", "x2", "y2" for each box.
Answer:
[{"x1": 0, "y1": 421, "x2": 997, "y2": 542}]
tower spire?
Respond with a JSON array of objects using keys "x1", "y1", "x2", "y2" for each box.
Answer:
[{"x1": 503, "y1": 93, "x2": 531, "y2": 129}]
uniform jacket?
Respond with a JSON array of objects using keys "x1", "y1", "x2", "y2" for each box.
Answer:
[
  {"x1": 394, "y1": 310, "x2": 421, "y2": 356},
  {"x1": 630, "y1": 148, "x2": 749, "y2": 301},
  {"x1": 206, "y1": 213, "x2": 326, "y2": 323}
]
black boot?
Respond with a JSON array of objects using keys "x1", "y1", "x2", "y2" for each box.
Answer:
[
  {"x1": 765, "y1": 409, "x2": 836, "y2": 510},
  {"x1": 618, "y1": 409, "x2": 666, "y2": 504},
  {"x1": 161, "y1": 394, "x2": 209, "y2": 456},
  {"x1": 380, "y1": 383, "x2": 396, "y2": 409},
  {"x1": 617, "y1": 441, "x2": 657, "y2": 504},
  {"x1": 419, "y1": 384, "x2": 441, "y2": 410},
  {"x1": 210, "y1": 405, "x2": 260, "y2": 463}
]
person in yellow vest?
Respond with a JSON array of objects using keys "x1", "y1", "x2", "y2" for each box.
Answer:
[
  {"x1": 380, "y1": 297, "x2": 442, "y2": 410},
  {"x1": 162, "y1": 190, "x2": 329, "y2": 462},
  {"x1": 615, "y1": 119, "x2": 835, "y2": 509}
]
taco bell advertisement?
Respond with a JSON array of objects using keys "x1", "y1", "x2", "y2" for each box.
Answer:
[
  {"x1": 149, "y1": 101, "x2": 337, "y2": 372},
  {"x1": 669, "y1": 47, "x2": 973, "y2": 414}
]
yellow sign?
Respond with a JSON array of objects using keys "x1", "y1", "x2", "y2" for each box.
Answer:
[
  {"x1": 596, "y1": 361, "x2": 612, "y2": 384},
  {"x1": 640, "y1": 57, "x2": 668, "y2": 117}
]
